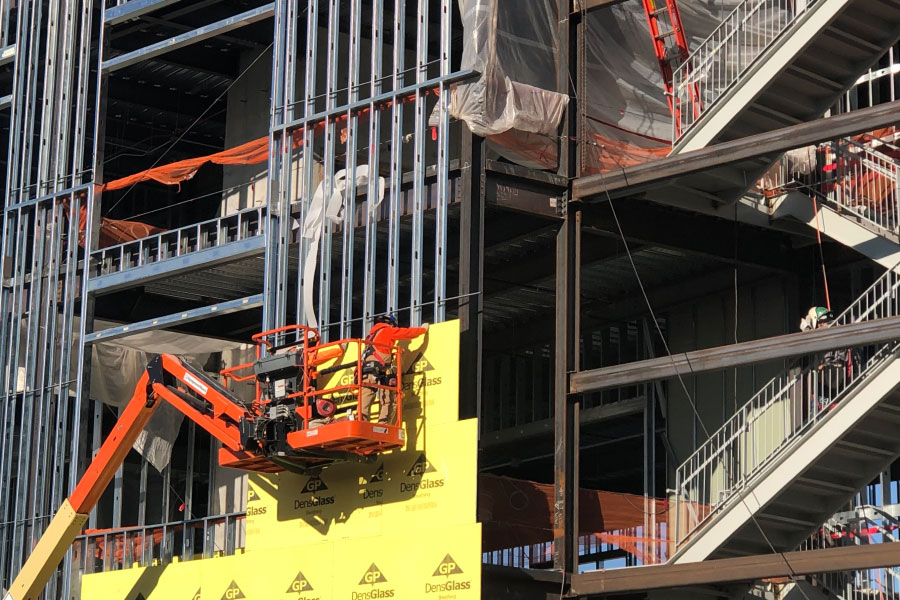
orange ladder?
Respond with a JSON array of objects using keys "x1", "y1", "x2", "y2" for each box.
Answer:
[{"x1": 641, "y1": 0, "x2": 700, "y2": 136}]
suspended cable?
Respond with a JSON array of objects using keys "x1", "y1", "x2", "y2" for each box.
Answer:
[
  {"x1": 105, "y1": 41, "x2": 275, "y2": 216},
  {"x1": 811, "y1": 194, "x2": 833, "y2": 311}
]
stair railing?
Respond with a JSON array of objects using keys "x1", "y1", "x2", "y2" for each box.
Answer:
[
  {"x1": 672, "y1": 0, "x2": 820, "y2": 143},
  {"x1": 674, "y1": 265, "x2": 900, "y2": 550},
  {"x1": 761, "y1": 137, "x2": 900, "y2": 236}
]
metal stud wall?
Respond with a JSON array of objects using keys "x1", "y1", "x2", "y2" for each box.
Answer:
[
  {"x1": 0, "y1": 0, "x2": 463, "y2": 595},
  {"x1": 265, "y1": 0, "x2": 458, "y2": 338},
  {"x1": 0, "y1": 2, "x2": 98, "y2": 597}
]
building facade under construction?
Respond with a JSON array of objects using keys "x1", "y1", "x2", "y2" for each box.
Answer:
[{"x1": 3, "y1": 0, "x2": 900, "y2": 598}]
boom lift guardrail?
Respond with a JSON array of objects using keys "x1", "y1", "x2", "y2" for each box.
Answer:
[{"x1": 3, "y1": 325, "x2": 405, "y2": 600}]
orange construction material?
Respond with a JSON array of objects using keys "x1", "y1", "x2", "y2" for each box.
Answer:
[
  {"x1": 97, "y1": 216, "x2": 167, "y2": 247},
  {"x1": 595, "y1": 531, "x2": 669, "y2": 565},
  {"x1": 487, "y1": 130, "x2": 671, "y2": 174},
  {"x1": 103, "y1": 136, "x2": 271, "y2": 192},
  {"x1": 640, "y1": 0, "x2": 700, "y2": 135},
  {"x1": 100, "y1": 89, "x2": 434, "y2": 195},
  {"x1": 478, "y1": 474, "x2": 669, "y2": 552}
]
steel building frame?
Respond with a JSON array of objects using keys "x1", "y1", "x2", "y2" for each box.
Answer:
[
  {"x1": 4, "y1": 0, "x2": 900, "y2": 598},
  {"x1": 0, "y1": 0, "x2": 466, "y2": 595}
]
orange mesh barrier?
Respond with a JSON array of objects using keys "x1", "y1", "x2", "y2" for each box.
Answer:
[
  {"x1": 582, "y1": 134, "x2": 670, "y2": 173},
  {"x1": 69, "y1": 198, "x2": 167, "y2": 249},
  {"x1": 486, "y1": 130, "x2": 670, "y2": 173},
  {"x1": 103, "y1": 136, "x2": 271, "y2": 192},
  {"x1": 81, "y1": 527, "x2": 166, "y2": 563},
  {"x1": 595, "y1": 531, "x2": 669, "y2": 565},
  {"x1": 96, "y1": 216, "x2": 168, "y2": 248},
  {"x1": 479, "y1": 474, "x2": 669, "y2": 553},
  {"x1": 101, "y1": 90, "x2": 434, "y2": 194}
]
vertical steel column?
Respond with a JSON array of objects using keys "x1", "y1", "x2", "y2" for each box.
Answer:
[
  {"x1": 386, "y1": 0, "x2": 405, "y2": 317},
  {"x1": 642, "y1": 318, "x2": 657, "y2": 562},
  {"x1": 458, "y1": 126, "x2": 484, "y2": 422},
  {"x1": 554, "y1": 0, "x2": 582, "y2": 577},
  {"x1": 409, "y1": 0, "x2": 428, "y2": 326},
  {"x1": 363, "y1": 0, "x2": 384, "y2": 332},
  {"x1": 318, "y1": 0, "x2": 340, "y2": 338},
  {"x1": 340, "y1": 0, "x2": 362, "y2": 337},
  {"x1": 264, "y1": 0, "x2": 292, "y2": 331},
  {"x1": 553, "y1": 208, "x2": 580, "y2": 574},
  {"x1": 433, "y1": 0, "x2": 452, "y2": 323},
  {"x1": 295, "y1": 0, "x2": 319, "y2": 329}
]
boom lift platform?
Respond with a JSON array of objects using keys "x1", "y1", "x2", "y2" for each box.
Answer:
[{"x1": 4, "y1": 325, "x2": 405, "y2": 600}]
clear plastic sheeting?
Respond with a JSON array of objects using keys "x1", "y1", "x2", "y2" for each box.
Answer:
[
  {"x1": 580, "y1": 1, "x2": 792, "y2": 172},
  {"x1": 451, "y1": 0, "x2": 568, "y2": 139}
]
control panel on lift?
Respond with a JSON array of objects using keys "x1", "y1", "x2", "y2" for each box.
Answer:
[{"x1": 216, "y1": 325, "x2": 406, "y2": 473}]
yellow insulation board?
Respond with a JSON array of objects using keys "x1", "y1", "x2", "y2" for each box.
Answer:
[{"x1": 81, "y1": 320, "x2": 480, "y2": 600}]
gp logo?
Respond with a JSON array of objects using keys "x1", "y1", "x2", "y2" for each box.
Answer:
[
  {"x1": 433, "y1": 554, "x2": 463, "y2": 577},
  {"x1": 359, "y1": 563, "x2": 387, "y2": 585},
  {"x1": 406, "y1": 453, "x2": 436, "y2": 477},
  {"x1": 301, "y1": 475, "x2": 328, "y2": 494},
  {"x1": 220, "y1": 580, "x2": 245, "y2": 600},
  {"x1": 287, "y1": 571, "x2": 314, "y2": 593}
]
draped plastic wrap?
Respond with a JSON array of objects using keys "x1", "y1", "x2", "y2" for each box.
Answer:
[
  {"x1": 480, "y1": 2, "x2": 796, "y2": 172},
  {"x1": 579, "y1": 1, "x2": 793, "y2": 173},
  {"x1": 451, "y1": 0, "x2": 568, "y2": 145},
  {"x1": 89, "y1": 325, "x2": 253, "y2": 471}
]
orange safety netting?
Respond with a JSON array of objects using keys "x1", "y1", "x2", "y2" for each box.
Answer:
[
  {"x1": 582, "y1": 134, "x2": 670, "y2": 173},
  {"x1": 479, "y1": 474, "x2": 670, "y2": 554},
  {"x1": 102, "y1": 89, "x2": 437, "y2": 195},
  {"x1": 88, "y1": 90, "x2": 438, "y2": 247},
  {"x1": 102, "y1": 136, "x2": 271, "y2": 192},
  {"x1": 97, "y1": 216, "x2": 168, "y2": 249},
  {"x1": 80, "y1": 527, "x2": 166, "y2": 563},
  {"x1": 68, "y1": 199, "x2": 168, "y2": 249},
  {"x1": 487, "y1": 130, "x2": 670, "y2": 174},
  {"x1": 595, "y1": 531, "x2": 670, "y2": 565}
]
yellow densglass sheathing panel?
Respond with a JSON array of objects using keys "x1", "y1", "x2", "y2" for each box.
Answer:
[
  {"x1": 245, "y1": 419, "x2": 477, "y2": 549},
  {"x1": 81, "y1": 320, "x2": 480, "y2": 600}
]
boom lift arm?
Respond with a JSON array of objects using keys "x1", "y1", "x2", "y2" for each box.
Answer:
[
  {"x1": 4, "y1": 354, "x2": 253, "y2": 600},
  {"x1": 5, "y1": 325, "x2": 407, "y2": 600}
]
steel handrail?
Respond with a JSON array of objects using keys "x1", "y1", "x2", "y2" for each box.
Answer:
[
  {"x1": 90, "y1": 205, "x2": 265, "y2": 278},
  {"x1": 761, "y1": 136, "x2": 900, "y2": 235},
  {"x1": 672, "y1": 0, "x2": 819, "y2": 142},
  {"x1": 675, "y1": 263, "x2": 900, "y2": 549}
]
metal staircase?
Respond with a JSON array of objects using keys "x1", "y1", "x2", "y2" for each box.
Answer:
[
  {"x1": 762, "y1": 135, "x2": 900, "y2": 268},
  {"x1": 671, "y1": 0, "x2": 900, "y2": 154},
  {"x1": 672, "y1": 267, "x2": 900, "y2": 563}
]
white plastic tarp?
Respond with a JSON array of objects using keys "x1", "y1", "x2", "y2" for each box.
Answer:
[
  {"x1": 301, "y1": 165, "x2": 385, "y2": 328},
  {"x1": 580, "y1": 1, "x2": 794, "y2": 171},
  {"x1": 450, "y1": 0, "x2": 568, "y2": 138},
  {"x1": 89, "y1": 322, "x2": 253, "y2": 472},
  {"x1": 466, "y1": 0, "x2": 795, "y2": 171}
]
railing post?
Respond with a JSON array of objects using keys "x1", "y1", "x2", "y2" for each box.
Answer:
[
  {"x1": 893, "y1": 162, "x2": 900, "y2": 233},
  {"x1": 674, "y1": 472, "x2": 682, "y2": 549}
]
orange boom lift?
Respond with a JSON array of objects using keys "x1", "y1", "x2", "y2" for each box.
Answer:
[{"x1": 6, "y1": 325, "x2": 404, "y2": 600}]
